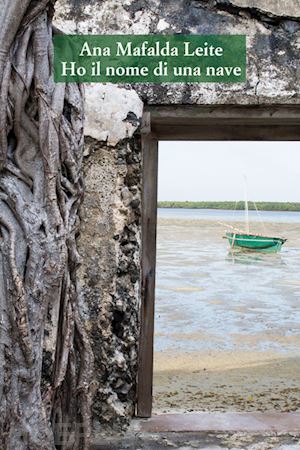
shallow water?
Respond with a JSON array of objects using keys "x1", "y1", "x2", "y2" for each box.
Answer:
[
  {"x1": 155, "y1": 208, "x2": 300, "y2": 354},
  {"x1": 158, "y1": 207, "x2": 300, "y2": 223}
]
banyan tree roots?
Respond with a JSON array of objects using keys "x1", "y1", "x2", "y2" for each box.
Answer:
[{"x1": 0, "y1": 1, "x2": 93, "y2": 448}]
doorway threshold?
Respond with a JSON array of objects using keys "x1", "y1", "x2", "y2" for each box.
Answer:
[
  {"x1": 91, "y1": 413, "x2": 300, "y2": 449},
  {"x1": 131, "y1": 412, "x2": 300, "y2": 433}
]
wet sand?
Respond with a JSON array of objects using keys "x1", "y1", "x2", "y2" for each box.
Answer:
[
  {"x1": 154, "y1": 350, "x2": 300, "y2": 414},
  {"x1": 153, "y1": 212, "x2": 300, "y2": 414}
]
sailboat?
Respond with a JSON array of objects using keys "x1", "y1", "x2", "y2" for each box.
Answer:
[
  {"x1": 222, "y1": 179, "x2": 287, "y2": 253},
  {"x1": 224, "y1": 227, "x2": 287, "y2": 252}
]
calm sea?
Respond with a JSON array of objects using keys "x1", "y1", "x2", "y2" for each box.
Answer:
[
  {"x1": 155, "y1": 208, "x2": 300, "y2": 354},
  {"x1": 158, "y1": 208, "x2": 300, "y2": 223}
]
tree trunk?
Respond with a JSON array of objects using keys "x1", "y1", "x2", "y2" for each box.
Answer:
[{"x1": 0, "y1": 1, "x2": 93, "y2": 449}]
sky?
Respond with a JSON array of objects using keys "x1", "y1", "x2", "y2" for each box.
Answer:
[{"x1": 158, "y1": 141, "x2": 300, "y2": 202}]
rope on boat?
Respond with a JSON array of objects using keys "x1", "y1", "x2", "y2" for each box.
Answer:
[{"x1": 252, "y1": 200, "x2": 267, "y2": 235}]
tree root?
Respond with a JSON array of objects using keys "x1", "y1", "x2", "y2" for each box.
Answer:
[{"x1": 0, "y1": 1, "x2": 93, "y2": 449}]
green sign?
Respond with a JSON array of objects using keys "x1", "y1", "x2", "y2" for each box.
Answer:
[{"x1": 54, "y1": 35, "x2": 246, "y2": 83}]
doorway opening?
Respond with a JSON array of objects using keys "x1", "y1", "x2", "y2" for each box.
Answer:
[
  {"x1": 137, "y1": 106, "x2": 300, "y2": 423},
  {"x1": 154, "y1": 140, "x2": 300, "y2": 416}
]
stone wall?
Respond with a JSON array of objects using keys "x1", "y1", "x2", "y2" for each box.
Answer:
[
  {"x1": 78, "y1": 134, "x2": 142, "y2": 430},
  {"x1": 54, "y1": 0, "x2": 300, "y2": 431}
]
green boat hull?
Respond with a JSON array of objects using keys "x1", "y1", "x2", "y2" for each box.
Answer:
[{"x1": 226, "y1": 232, "x2": 287, "y2": 253}]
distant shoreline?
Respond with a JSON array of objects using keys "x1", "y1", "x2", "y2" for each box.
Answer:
[{"x1": 158, "y1": 201, "x2": 300, "y2": 212}]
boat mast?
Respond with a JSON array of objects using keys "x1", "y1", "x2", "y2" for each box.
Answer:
[{"x1": 243, "y1": 175, "x2": 250, "y2": 233}]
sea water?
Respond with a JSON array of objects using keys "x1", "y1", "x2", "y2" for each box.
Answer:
[{"x1": 155, "y1": 208, "x2": 300, "y2": 353}]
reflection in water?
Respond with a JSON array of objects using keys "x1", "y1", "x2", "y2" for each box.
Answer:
[
  {"x1": 155, "y1": 210, "x2": 300, "y2": 354},
  {"x1": 226, "y1": 249, "x2": 286, "y2": 266},
  {"x1": 154, "y1": 209, "x2": 300, "y2": 414}
]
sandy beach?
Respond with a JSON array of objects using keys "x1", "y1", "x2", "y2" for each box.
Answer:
[
  {"x1": 154, "y1": 350, "x2": 300, "y2": 414},
  {"x1": 153, "y1": 211, "x2": 300, "y2": 415}
]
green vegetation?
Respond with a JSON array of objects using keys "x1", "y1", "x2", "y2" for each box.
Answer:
[{"x1": 157, "y1": 201, "x2": 300, "y2": 212}]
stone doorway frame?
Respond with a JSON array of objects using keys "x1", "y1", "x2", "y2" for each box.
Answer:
[{"x1": 136, "y1": 104, "x2": 300, "y2": 418}]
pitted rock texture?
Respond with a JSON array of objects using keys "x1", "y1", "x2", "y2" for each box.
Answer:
[
  {"x1": 54, "y1": 0, "x2": 300, "y2": 432},
  {"x1": 222, "y1": 0, "x2": 300, "y2": 19},
  {"x1": 78, "y1": 136, "x2": 141, "y2": 430},
  {"x1": 55, "y1": 0, "x2": 300, "y2": 106}
]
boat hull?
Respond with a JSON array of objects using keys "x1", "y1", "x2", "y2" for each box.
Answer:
[{"x1": 225, "y1": 232, "x2": 287, "y2": 253}]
